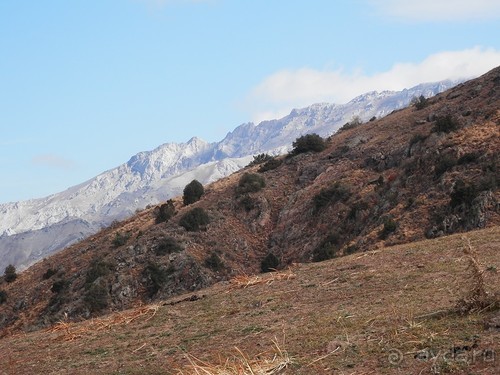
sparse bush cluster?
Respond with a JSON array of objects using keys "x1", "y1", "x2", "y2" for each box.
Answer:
[
  {"x1": 155, "y1": 237, "x2": 183, "y2": 256},
  {"x1": 143, "y1": 263, "x2": 172, "y2": 297},
  {"x1": 290, "y1": 133, "x2": 327, "y2": 155},
  {"x1": 4, "y1": 265, "x2": 17, "y2": 283},
  {"x1": 338, "y1": 116, "x2": 363, "y2": 132},
  {"x1": 434, "y1": 155, "x2": 458, "y2": 178},
  {"x1": 0, "y1": 290, "x2": 7, "y2": 304},
  {"x1": 183, "y1": 180, "x2": 204, "y2": 205},
  {"x1": 51, "y1": 278, "x2": 70, "y2": 294},
  {"x1": 379, "y1": 217, "x2": 397, "y2": 239},
  {"x1": 42, "y1": 268, "x2": 58, "y2": 280},
  {"x1": 248, "y1": 153, "x2": 273, "y2": 166},
  {"x1": 112, "y1": 231, "x2": 131, "y2": 248},
  {"x1": 312, "y1": 233, "x2": 340, "y2": 262},
  {"x1": 313, "y1": 182, "x2": 351, "y2": 212},
  {"x1": 433, "y1": 115, "x2": 459, "y2": 133},
  {"x1": 258, "y1": 158, "x2": 283, "y2": 173},
  {"x1": 85, "y1": 259, "x2": 113, "y2": 286},
  {"x1": 261, "y1": 253, "x2": 280, "y2": 273},
  {"x1": 237, "y1": 173, "x2": 266, "y2": 194},
  {"x1": 84, "y1": 283, "x2": 109, "y2": 312},
  {"x1": 239, "y1": 194, "x2": 257, "y2": 212},
  {"x1": 450, "y1": 179, "x2": 479, "y2": 208},
  {"x1": 411, "y1": 95, "x2": 429, "y2": 110},
  {"x1": 155, "y1": 199, "x2": 176, "y2": 223},
  {"x1": 204, "y1": 252, "x2": 224, "y2": 272},
  {"x1": 179, "y1": 207, "x2": 210, "y2": 232}
]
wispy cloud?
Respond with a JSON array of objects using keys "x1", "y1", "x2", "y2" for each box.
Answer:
[
  {"x1": 32, "y1": 154, "x2": 77, "y2": 170},
  {"x1": 244, "y1": 47, "x2": 500, "y2": 123},
  {"x1": 368, "y1": 0, "x2": 500, "y2": 21},
  {"x1": 135, "y1": 0, "x2": 214, "y2": 8}
]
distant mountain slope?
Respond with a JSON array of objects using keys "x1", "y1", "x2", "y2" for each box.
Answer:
[
  {"x1": 0, "y1": 67, "x2": 498, "y2": 336},
  {"x1": 0, "y1": 79, "x2": 460, "y2": 272}
]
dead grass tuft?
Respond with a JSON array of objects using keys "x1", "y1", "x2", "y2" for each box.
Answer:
[
  {"x1": 176, "y1": 339, "x2": 293, "y2": 375},
  {"x1": 456, "y1": 237, "x2": 498, "y2": 314},
  {"x1": 229, "y1": 270, "x2": 296, "y2": 289}
]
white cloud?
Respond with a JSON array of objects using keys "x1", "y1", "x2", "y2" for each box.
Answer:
[
  {"x1": 32, "y1": 154, "x2": 77, "y2": 170},
  {"x1": 368, "y1": 0, "x2": 500, "y2": 21},
  {"x1": 245, "y1": 47, "x2": 500, "y2": 123}
]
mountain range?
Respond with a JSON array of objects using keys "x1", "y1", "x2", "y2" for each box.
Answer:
[{"x1": 0, "y1": 79, "x2": 461, "y2": 272}]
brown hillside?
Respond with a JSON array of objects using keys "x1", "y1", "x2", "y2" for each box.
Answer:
[{"x1": 0, "y1": 66, "x2": 499, "y2": 336}]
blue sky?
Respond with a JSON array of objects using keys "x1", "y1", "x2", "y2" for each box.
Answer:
[{"x1": 1, "y1": 0, "x2": 500, "y2": 203}]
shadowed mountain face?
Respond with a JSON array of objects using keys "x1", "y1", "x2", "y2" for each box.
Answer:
[
  {"x1": 0, "y1": 67, "x2": 498, "y2": 336},
  {"x1": 0, "y1": 80, "x2": 461, "y2": 273}
]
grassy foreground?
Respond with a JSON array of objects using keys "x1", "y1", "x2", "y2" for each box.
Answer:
[{"x1": 1, "y1": 227, "x2": 499, "y2": 375}]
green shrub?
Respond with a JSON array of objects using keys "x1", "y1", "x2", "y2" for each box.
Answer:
[
  {"x1": 183, "y1": 180, "x2": 205, "y2": 205},
  {"x1": 291, "y1": 133, "x2": 326, "y2": 155},
  {"x1": 4, "y1": 265, "x2": 17, "y2": 283},
  {"x1": 380, "y1": 218, "x2": 397, "y2": 239},
  {"x1": 261, "y1": 253, "x2": 280, "y2": 273},
  {"x1": 51, "y1": 279, "x2": 70, "y2": 294},
  {"x1": 258, "y1": 158, "x2": 282, "y2": 173},
  {"x1": 84, "y1": 283, "x2": 109, "y2": 312},
  {"x1": 0, "y1": 290, "x2": 7, "y2": 305},
  {"x1": 313, "y1": 182, "x2": 351, "y2": 212},
  {"x1": 143, "y1": 263, "x2": 171, "y2": 297},
  {"x1": 450, "y1": 179, "x2": 478, "y2": 208},
  {"x1": 155, "y1": 199, "x2": 176, "y2": 223},
  {"x1": 204, "y1": 252, "x2": 224, "y2": 272},
  {"x1": 155, "y1": 237, "x2": 183, "y2": 256},
  {"x1": 179, "y1": 207, "x2": 210, "y2": 232},
  {"x1": 434, "y1": 155, "x2": 457, "y2": 177},
  {"x1": 312, "y1": 233, "x2": 340, "y2": 262},
  {"x1": 42, "y1": 268, "x2": 58, "y2": 280},
  {"x1": 433, "y1": 115, "x2": 459, "y2": 133},
  {"x1": 237, "y1": 173, "x2": 266, "y2": 194},
  {"x1": 112, "y1": 231, "x2": 130, "y2": 248},
  {"x1": 85, "y1": 259, "x2": 113, "y2": 286},
  {"x1": 411, "y1": 95, "x2": 428, "y2": 110},
  {"x1": 240, "y1": 194, "x2": 257, "y2": 212},
  {"x1": 248, "y1": 153, "x2": 272, "y2": 166},
  {"x1": 457, "y1": 152, "x2": 479, "y2": 165}
]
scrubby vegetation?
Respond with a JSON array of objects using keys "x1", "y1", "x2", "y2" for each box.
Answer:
[
  {"x1": 0, "y1": 290, "x2": 7, "y2": 304},
  {"x1": 179, "y1": 207, "x2": 210, "y2": 232},
  {"x1": 313, "y1": 182, "x2": 351, "y2": 212},
  {"x1": 237, "y1": 173, "x2": 266, "y2": 194},
  {"x1": 84, "y1": 283, "x2": 109, "y2": 312},
  {"x1": 258, "y1": 157, "x2": 282, "y2": 173},
  {"x1": 143, "y1": 263, "x2": 171, "y2": 297},
  {"x1": 85, "y1": 259, "x2": 113, "y2": 286},
  {"x1": 51, "y1": 278, "x2": 70, "y2": 294},
  {"x1": 433, "y1": 115, "x2": 459, "y2": 133},
  {"x1": 42, "y1": 268, "x2": 58, "y2": 280},
  {"x1": 183, "y1": 180, "x2": 205, "y2": 205},
  {"x1": 411, "y1": 94, "x2": 428, "y2": 110},
  {"x1": 155, "y1": 199, "x2": 176, "y2": 223},
  {"x1": 248, "y1": 153, "x2": 272, "y2": 166},
  {"x1": 204, "y1": 252, "x2": 224, "y2": 272},
  {"x1": 112, "y1": 231, "x2": 131, "y2": 248},
  {"x1": 379, "y1": 217, "x2": 397, "y2": 239},
  {"x1": 290, "y1": 133, "x2": 326, "y2": 155},
  {"x1": 4, "y1": 265, "x2": 17, "y2": 283},
  {"x1": 261, "y1": 253, "x2": 279, "y2": 273},
  {"x1": 312, "y1": 233, "x2": 340, "y2": 262},
  {"x1": 154, "y1": 237, "x2": 183, "y2": 256}
]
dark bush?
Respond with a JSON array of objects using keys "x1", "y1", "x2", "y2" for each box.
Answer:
[
  {"x1": 85, "y1": 259, "x2": 113, "y2": 286},
  {"x1": 313, "y1": 182, "x2": 351, "y2": 212},
  {"x1": 347, "y1": 201, "x2": 369, "y2": 221},
  {"x1": 457, "y1": 152, "x2": 479, "y2": 165},
  {"x1": 237, "y1": 173, "x2": 266, "y2": 194},
  {"x1": 258, "y1": 158, "x2": 283, "y2": 173},
  {"x1": 412, "y1": 95, "x2": 428, "y2": 110},
  {"x1": 369, "y1": 116, "x2": 377, "y2": 122},
  {"x1": 179, "y1": 207, "x2": 210, "y2": 232},
  {"x1": 433, "y1": 115, "x2": 459, "y2": 133},
  {"x1": 0, "y1": 290, "x2": 7, "y2": 305},
  {"x1": 112, "y1": 231, "x2": 130, "y2": 248},
  {"x1": 291, "y1": 133, "x2": 326, "y2": 155},
  {"x1": 408, "y1": 133, "x2": 428, "y2": 149},
  {"x1": 84, "y1": 283, "x2": 109, "y2": 312},
  {"x1": 338, "y1": 116, "x2": 363, "y2": 132},
  {"x1": 4, "y1": 265, "x2": 17, "y2": 283},
  {"x1": 155, "y1": 237, "x2": 183, "y2": 256},
  {"x1": 204, "y1": 252, "x2": 224, "y2": 272},
  {"x1": 51, "y1": 279, "x2": 70, "y2": 294},
  {"x1": 240, "y1": 194, "x2": 257, "y2": 212},
  {"x1": 155, "y1": 199, "x2": 176, "y2": 223},
  {"x1": 312, "y1": 233, "x2": 340, "y2": 262},
  {"x1": 183, "y1": 180, "x2": 205, "y2": 205},
  {"x1": 143, "y1": 263, "x2": 170, "y2": 297},
  {"x1": 42, "y1": 268, "x2": 58, "y2": 280},
  {"x1": 248, "y1": 153, "x2": 272, "y2": 166},
  {"x1": 434, "y1": 155, "x2": 457, "y2": 177},
  {"x1": 380, "y1": 218, "x2": 397, "y2": 239},
  {"x1": 450, "y1": 179, "x2": 478, "y2": 208},
  {"x1": 261, "y1": 253, "x2": 280, "y2": 273}
]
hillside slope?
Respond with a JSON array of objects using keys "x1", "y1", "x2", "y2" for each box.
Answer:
[
  {"x1": 0, "y1": 67, "x2": 498, "y2": 337},
  {"x1": 0, "y1": 228, "x2": 498, "y2": 374},
  {"x1": 0, "y1": 80, "x2": 460, "y2": 273}
]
